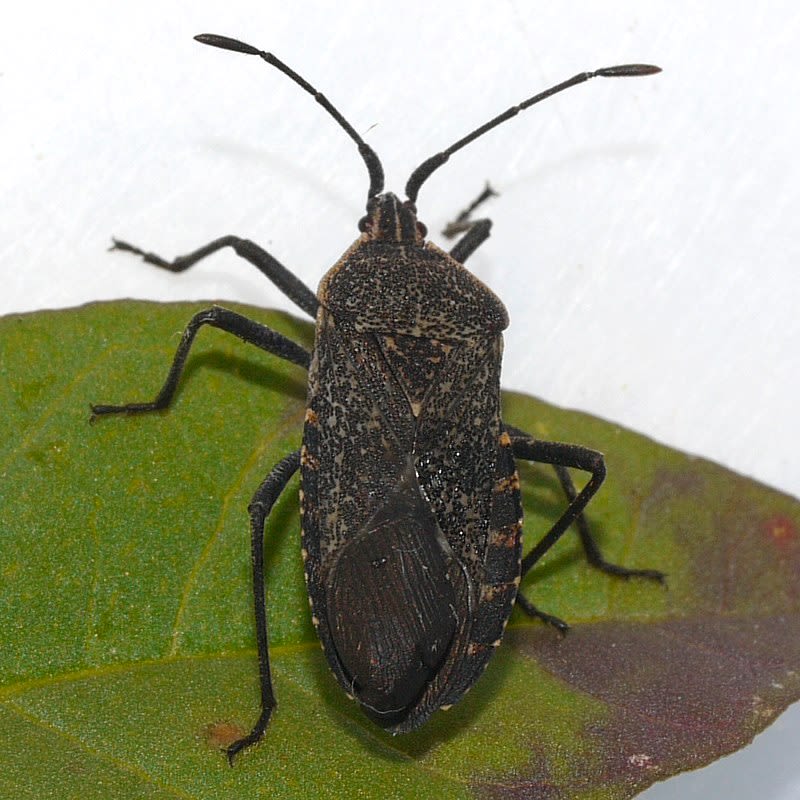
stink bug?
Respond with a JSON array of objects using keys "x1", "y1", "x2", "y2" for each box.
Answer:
[{"x1": 91, "y1": 33, "x2": 664, "y2": 761}]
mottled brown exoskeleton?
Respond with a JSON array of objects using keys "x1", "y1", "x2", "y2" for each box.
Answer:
[{"x1": 92, "y1": 34, "x2": 664, "y2": 761}]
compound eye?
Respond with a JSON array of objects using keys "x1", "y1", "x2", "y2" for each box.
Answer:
[
  {"x1": 416, "y1": 221, "x2": 428, "y2": 238},
  {"x1": 358, "y1": 215, "x2": 369, "y2": 232}
]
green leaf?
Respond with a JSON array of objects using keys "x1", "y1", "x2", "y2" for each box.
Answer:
[{"x1": 2, "y1": 301, "x2": 798, "y2": 799}]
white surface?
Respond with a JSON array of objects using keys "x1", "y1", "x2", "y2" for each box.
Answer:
[{"x1": 2, "y1": 2, "x2": 798, "y2": 797}]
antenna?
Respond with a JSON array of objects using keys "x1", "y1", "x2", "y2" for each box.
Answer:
[
  {"x1": 405, "y1": 63, "x2": 661, "y2": 204},
  {"x1": 194, "y1": 34, "x2": 385, "y2": 201}
]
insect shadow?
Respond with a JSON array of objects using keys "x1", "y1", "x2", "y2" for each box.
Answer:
[{"x1": 182, "y1": 348, "x2": 309, "y2": 406}]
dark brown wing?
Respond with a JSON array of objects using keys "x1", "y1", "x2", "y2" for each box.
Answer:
[{"x1": 326, "y1": 462, "x2": 470, "y2": 725}]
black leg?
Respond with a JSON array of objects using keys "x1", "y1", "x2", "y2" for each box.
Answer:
[
  {"x1": 508, "y1": 426, "x2": 665, "y2": 630},
  {"x1": 513, "y1": 435, "x2": 609, "y2": 576},
  {"x1": 90, "y1": 306, "x2": 310, "y2": 418},
  {"x1": 110, "y1": 235, "x2": 319, "y2": 318},
  {"x1": 550, "y1": 463, "x2": 664, "y2": 581},
  {"x1": 442, "y1": 184, "x2": 498, "y2": 237},
  {"x1": 227, "y1": 450, "x2": 301, "y2": 764},
  {"x1": 514, "y1": 593, "x2": 570, "y2": 634},
  {"x1": 449, "y1": 220, "x2": 493, "y2": 264},
  {"x1": 443, "y1": 184, "x2": 498, "y2": 263}
]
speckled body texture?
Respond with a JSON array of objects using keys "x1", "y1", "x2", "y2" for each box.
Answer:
[{"x1": 300, "y1": 231, "x2": 525, "y2": 730}]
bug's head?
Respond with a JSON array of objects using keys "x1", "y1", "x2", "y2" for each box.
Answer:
[{"x1": 358, "y1": 193, "x2": 427, "y2": 244}]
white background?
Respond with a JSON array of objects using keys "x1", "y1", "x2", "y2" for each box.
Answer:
[{"x1": 2, "y1": 2, "x2": 798, "y2": 797}]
